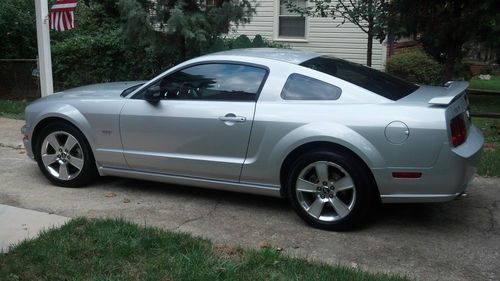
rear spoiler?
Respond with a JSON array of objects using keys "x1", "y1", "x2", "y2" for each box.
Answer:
[{"x1": 428, "y1": 81, "x2": 469, "y2": 105}]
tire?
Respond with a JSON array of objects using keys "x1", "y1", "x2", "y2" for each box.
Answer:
[
  {"x1": 34, "y1": 121, "x2": 98, "y2": 187},
  {"x1": 286, "y1": 150, "x2": 375, "y2": 231}
]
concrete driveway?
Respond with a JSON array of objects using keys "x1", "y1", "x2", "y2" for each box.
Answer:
[{"x1": 0, "y1": 117, "x2": 499, "y2": 281}]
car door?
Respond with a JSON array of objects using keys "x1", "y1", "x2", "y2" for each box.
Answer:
[{"x1": 119, "y1": 62, "x2": 268, "y2": 182}]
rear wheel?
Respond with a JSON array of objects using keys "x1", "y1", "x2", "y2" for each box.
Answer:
[
  {"x1": 35, "y1": 122, "x2": 97, "y2": 187},
  {"x1": 286, "y1": 150, "x2": 375, "y2": 230}
]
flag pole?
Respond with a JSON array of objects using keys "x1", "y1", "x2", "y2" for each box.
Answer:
[{"x1": 35, "y1": 0, "x2": 54, "y2": 97}]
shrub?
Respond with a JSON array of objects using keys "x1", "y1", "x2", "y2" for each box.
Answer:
[
  {"x1": 52, "y1": 28, "x2": 177, "y2": 91},
  {"x1": 386, "y1": 49, "x2": 443, "y2": 85},
  {"x1": 453, "y1": 63, "x2": 474, "y2": 81},
  {"x1": 208, "y1": 34, "x2": 288, "y2": 53},
  {"x1": 480, "y1": 65, "x2": 493, "y2": 75},
  {"x1": 252, "y1": 35, "x2": 265, "y2": 47},
  {"x1": 232, "y1": 35, "x2": 253, "y2": 49}
]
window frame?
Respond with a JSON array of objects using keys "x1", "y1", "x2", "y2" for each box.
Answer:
[
  {"x1": 281, "y1": 73, "x2": 342, "y2": 101},
  {"x1": 132, "y1": 61, "x2": 270, "y2": 102},
  {"x1": 274, "y1": 0, "x2": 309, "y2": 42}
]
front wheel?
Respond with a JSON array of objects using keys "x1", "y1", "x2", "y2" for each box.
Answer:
[
  {"x1": 286, "y1": 150, "x2": 375, "y2": 231},
  {"x1": 35, "y1": 122, "x2": 97, "y2": 187}
]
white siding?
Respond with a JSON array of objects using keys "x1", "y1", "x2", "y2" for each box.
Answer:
[{"x1": 232, "y1": 0, "x2": 387, "y2": 69}]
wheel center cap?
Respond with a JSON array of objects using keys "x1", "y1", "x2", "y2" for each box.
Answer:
[{"x1": 322, "y1": 187, "x2": 330, "y2": 194}]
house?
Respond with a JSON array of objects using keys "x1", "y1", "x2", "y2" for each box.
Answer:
[{"x1": 232, "y1": 0, "x2": 388, "y2": 70}]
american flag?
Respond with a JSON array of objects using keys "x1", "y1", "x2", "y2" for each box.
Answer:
[{"x1": 49, "y1": 0, "x2": 78, "y2": 32}]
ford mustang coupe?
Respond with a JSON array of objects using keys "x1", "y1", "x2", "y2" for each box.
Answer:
[{"x1": 22, "y1": 48, "x2": 484, "y2": 230}]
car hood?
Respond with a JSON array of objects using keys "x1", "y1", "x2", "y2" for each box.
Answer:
[
  {"x1": 60, "y1": 81, "x2": 146, "y2": 97},
  {"x1": 42, "y1": 81, "x2": 147, "y2": 100}
]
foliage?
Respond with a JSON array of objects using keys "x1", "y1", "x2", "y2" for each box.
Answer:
[
  {"x1": 52, "y1": 30, "x2": 175, "y2": 90},
  {"x1": 120, "y1": 0, "x2": 256, "y2": 59},
  {"x1": 284, "y1": 0, "x2": 391, "y2": 67},
  {"x1": 49, "y1": 0, "x2": 258, "y2": 90},
  {"x1": 386, "y1": 49, "x2": 442, "y2": 85},
  {"x1": 0, "y1": 0, "x2": 37, "y2": 59},
  {"x1": 0, "y1": 217, "x2": 411, "y2": 281},
  {"x1": 391, "y1": 0, "x2": 499, "y2": 80},
  {"x1": 453, "y1": 63, "x2": 473, "y2": 81},
  {"x1": 209, "y1": 34, "x2": 287, "y2": 53}
]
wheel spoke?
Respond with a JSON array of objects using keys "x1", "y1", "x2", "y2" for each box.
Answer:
[
  {"x1": 296, "y1": 178, "x2": 318, "y2": 193},
  {"x1": 69, "y1": 156, "x2": 84, "y2": 170},
  {"x1": 314, "y1": 162, "x2": 329, "y2": 183},
  {"x1": 307, "y1": 198, "x2": 325, "y2": 218},
  {"x1": 46, "y1": 134, "x2": 61, "y2": 151},
  {"x1": 58, "y1": 164, "x2": 69, "y2": 180},
  {"x1": 63, "y1": 135, "x2": 78, "y2": 151},
  {"x1": 329, "y1": 197, "x2": 350, "y2": 218},
  {"x1": 334, "y1": 176, "x2": 354, "y2": 192},
  {"x1": 41, "y1": 153, "x2": 58, "y2": 166}
]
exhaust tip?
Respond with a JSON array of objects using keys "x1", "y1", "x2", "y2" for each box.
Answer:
[{"x1": 455, "y1": 192, "x2": 467, "y2": 200}]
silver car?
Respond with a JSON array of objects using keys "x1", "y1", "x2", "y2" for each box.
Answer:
[{"x1": 21, "y1": 48, "x2": 484, "y2": 230}]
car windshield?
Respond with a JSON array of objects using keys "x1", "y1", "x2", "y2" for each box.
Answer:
[{"x1": 300, "y1": 56, "x2": 419, "y2": 101}]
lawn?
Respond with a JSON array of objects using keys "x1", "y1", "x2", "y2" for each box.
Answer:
[
  {"x1": 0, "y1": 99, "x2": 29, "y2": 119},
  {"x1": 469, "y1": 75, "x2": 500, "y2": 92},
  {"x1": 0, "y1": 218, "x2": 410, "y2": 281}
]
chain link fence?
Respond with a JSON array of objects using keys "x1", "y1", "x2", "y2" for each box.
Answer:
[{"x1": 0, "y1": 59, "x2": 40, "y2": 100}]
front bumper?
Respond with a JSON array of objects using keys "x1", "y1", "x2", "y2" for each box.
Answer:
[{"x1": 375, "y1": 125, "x2": 484, "y2": 203}]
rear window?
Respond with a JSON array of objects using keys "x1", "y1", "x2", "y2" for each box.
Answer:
[{"x1": 300, "y1": 56, "x2": 419, "y2": 101}]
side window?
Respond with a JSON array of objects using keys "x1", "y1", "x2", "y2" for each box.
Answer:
[
  {"x1": 137, "y1": 63, "x2": 267, "y2": 101},
  {"x1": 281, "y1": 73, "x2": 342, "y2": 100}
]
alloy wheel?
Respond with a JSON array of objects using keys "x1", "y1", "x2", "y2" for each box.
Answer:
[
  {"x1": 40, "y1": 131, "x2": 84, "y2": 181},
  {"x1": 295, "y1": 161, "x2": 356, "y2": 222}
]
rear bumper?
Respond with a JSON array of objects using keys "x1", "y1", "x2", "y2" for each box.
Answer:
[{"x1": 375, "y1": 125, "x2": 484, "y2": 203}]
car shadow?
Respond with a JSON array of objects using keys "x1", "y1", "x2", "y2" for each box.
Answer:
[{"x1": 90, "y1": 176, "x2": 468, "y2": 232}]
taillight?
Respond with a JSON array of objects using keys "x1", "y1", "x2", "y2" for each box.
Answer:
[{"x1": 450, "y1": 114, "x2": 467, "y2": 147}]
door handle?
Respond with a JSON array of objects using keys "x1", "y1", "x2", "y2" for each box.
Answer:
[{"x1": 218, "y1": 114, "x2": 246, "y2": 122}]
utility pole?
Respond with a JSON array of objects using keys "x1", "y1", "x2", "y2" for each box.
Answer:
[{"x1": 35, "y1": 0, "x2": 53, "y2": 97}]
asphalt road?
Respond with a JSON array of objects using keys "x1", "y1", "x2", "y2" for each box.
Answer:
[{"x1": 0, "y1": 118, "x2": 499, "y2": 281}]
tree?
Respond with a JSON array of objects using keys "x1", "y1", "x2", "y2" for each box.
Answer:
[
  {"x1": 284, "y1": 0, "x2": 391, "y2": 67},
  {"x1": 0, "y1": 0, "x2": 37, "y2": 59},
  {"x1": 392, "y1": 0, "x2": 499, "y2": 80},
  {"x1": 120, "y1": 0, "x2": 256, "y2": 60}
]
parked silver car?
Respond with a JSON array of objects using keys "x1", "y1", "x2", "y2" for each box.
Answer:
[{"x1": 22, "y1": 48, "x2": 484, "y2": 230}]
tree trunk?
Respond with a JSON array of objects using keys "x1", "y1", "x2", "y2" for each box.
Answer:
[
  {"x1": 444, "y1": 46, "x2": 458, "y2": 81},
  {"x1": 366, "y1": 5, "x2": 374, "y2": 67},
  {"x1": 367, "y1": 32, "x2": 373, "y2": 67}
]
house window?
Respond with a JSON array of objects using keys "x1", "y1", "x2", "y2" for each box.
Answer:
[{"x1": 278, "y1": 0, "x2": 306, "y2": 38}]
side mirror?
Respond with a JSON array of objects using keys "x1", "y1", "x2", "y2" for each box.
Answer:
[{"x1": 144, "y1": 87, "x2": 162, "y2": 103}]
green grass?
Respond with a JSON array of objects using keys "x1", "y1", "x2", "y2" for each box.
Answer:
[
  {"x1": 473, "y1": 117, "x2": 500, "y2": 177},
  {"x1": 0, "y1": 218, "x2": 410, "y2": 281},
  {"x1": 469, "y1": 95, "x2": 500, "y2": 177},
  {"x1": 469, "y1": 75, "x2": 500, "y2": 92},
  {"x1": 0, "y1": 99, "x2": 29, "y2": 119}
]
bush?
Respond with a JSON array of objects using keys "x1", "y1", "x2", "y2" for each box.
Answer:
[
  {"x1": 480, "y1": 65, "x2": 494, "y2": 75},
  {"x1": 52, "y1": 28, "x2": 177, "y2": 91},
  {"x1": 208, "y1": 34, "x2": 288, "y2": 53},
  {"x1": 453, "y1": 63, "x2": 474, "y2": 81},
  {"x1": 386, "y1": 49, "x2": 443, "y2": 85}
]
